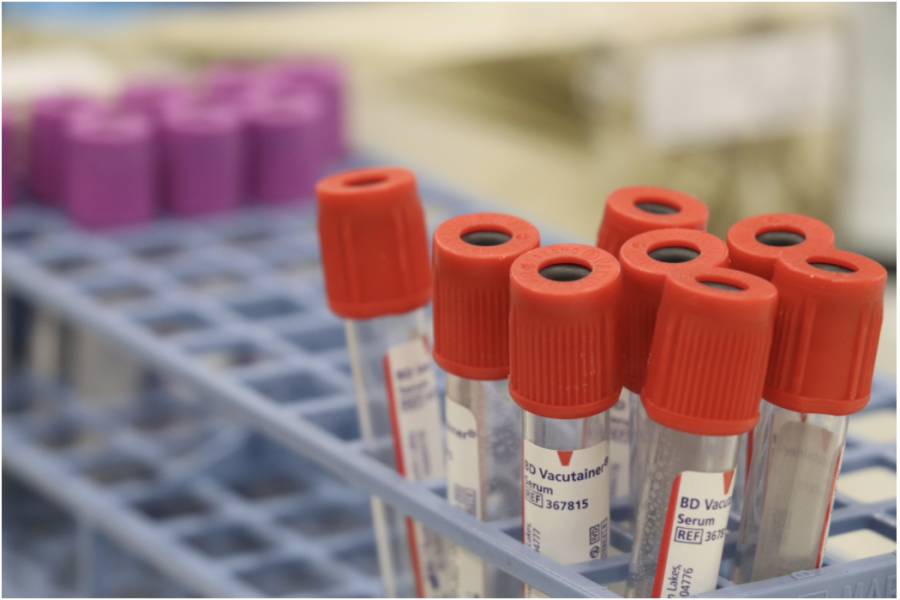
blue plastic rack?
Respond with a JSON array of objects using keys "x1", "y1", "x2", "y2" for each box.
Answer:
[{"x1": 3, "y1": 154, "x2": 896, "y2": 597}]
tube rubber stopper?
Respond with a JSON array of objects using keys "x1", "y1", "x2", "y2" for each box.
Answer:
[
  {"x1": 765, "y1": 247, "x2": 887, "y2": 415},
  {"x1": 317, "y1": 167, "x2": 431, "y2": 320},
  {"x1": 596, "y1": 186, "x2": 709, "y2": 256},
  {"x1": 433, "y1": 213, "x2": 540, "y2": 380},
  {"x1": 642, "y1": 266, "x2": 777, "y2": 436},
  {"x1": 619, "y1": 229, "x2": 730, "y2": 394},
  {"x1": 726, "y1": 213, "x2": 834, "y2": 280},
  {"x1": 509, "y1": 244, "x2": 622, "y2": 419}
]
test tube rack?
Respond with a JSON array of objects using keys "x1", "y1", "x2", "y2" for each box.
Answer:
[{"x1": 3, "y1": 155, "x2": 896, "y2": 598}]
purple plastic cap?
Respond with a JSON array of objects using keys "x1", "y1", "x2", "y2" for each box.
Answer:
[
  {"x1": 161, "y1": 100, "x2": 243, "y2": 217},
  {"x1": 65, "y1": 109, "x2": 156, "y2": 229},
  {"x1": 29, "y1": 94, "x2": 98, "y2": 203},
  {"x1": 203, "y1": 63, "x2": 262, "y2": 103},
  {"x1": 259, "y1": 58, "x2": 346, "y2": 160},
  {"x1": 246, "y1": 93, "x2": 325, "y2": 204},
  {"x1": 3, "y1": 108, "x2": 16, "y2": 210},
  {"x1": 120, "y1": 80, "x2": 191, "y2": 122}
]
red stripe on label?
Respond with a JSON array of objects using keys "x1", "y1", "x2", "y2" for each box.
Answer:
[
  {"x1": 383, "y1": 353, "x2": 407, "y2": 477},
  {"x1": 406, "y1": 517, "x2": 426, "y2": 598},
  {"x1": 557, "y1": 450, "x2": 574, "y2": 467},
  {"x1": 723, "y1": 471, "x2": 735, "y2": 495},
  {"x1": 383, "y1": 352, "x2": 426, "y2": 597},
  {"x1": 652, "y1": 473, "x2": 683, "y2": 598},
  {"x1": 815, "y1": 449, "x2": 843, "y2": 568}
]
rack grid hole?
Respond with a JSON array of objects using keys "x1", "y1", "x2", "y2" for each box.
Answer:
[
  {"x1": 238, "y1": 559, "x2": 334, "y2": 596},
  {"x1": 184, "y1": 525, "x2": 269, "y2": 558}
]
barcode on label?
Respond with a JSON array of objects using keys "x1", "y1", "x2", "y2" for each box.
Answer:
[
  {"x1": 453, "y1": 483, "x2": 478, "y2": 517},
  {"x1": 600, "y1": 518, "x2": 608, "y2": 557}
]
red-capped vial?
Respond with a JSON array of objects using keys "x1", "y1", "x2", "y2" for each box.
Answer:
[
  {"x1": 509, "y1": 244, "x2": 621, "y2": 597},
  {"x1": 727, "y1": 213, "x2": 835, "y2": 280},
  {"x1": 433, "y1": 213, "x2": 539, "y2": 598},
  {"x1": 617, "y1": 229, "x2": 729, "y2": 519},
  {"x1": 733, "y1": 247, "x2": 886, "y2": 584},
  {"x1": 316, "y1": 167, "x2": 451, "y2": 598},
  {"x1": 596, "y1": 186, "x2": 709, "y2": 256},
  {"x1": 626, "y1": 267, "x2": 776, "y2": 598}
]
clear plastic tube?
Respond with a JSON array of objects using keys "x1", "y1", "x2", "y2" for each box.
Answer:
[
  {"x1": 628, "y1": 391, "x2": 647, "y2": 524},
  {"x1": 523, "y1": 411, "x2": 611, "y2": 598},
  {"x1": 732, "y1": 400, "x2": 848, "y2": 584},
  {"x1": 345, "y1": 308, "x2": 451, "y2": 598},
  {"x1": 445, "y1": 374, "x2": 521, "y2": 598},
  {"x1": 609, "y1": 387, "x2": 631, "y2": 501},
  {"x1": 626, "y1": 420, "x2": 740, "y2": 598}
]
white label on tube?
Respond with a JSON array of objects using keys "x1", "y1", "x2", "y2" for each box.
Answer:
[
  {"x1": 751, "y1": 412, "x2": 843, "y2": 581},
  {"x1": 609, "y1": 391, "x2": 630, "y2": 498},
  {"x1": 652, "y1": 470, "x2": 735, "y2": 598},
  {"x1": 384, "y1": 337, "x2": 452, "y2": 598},
  {"x1": 445, "y1": 399, "x2": 487, "y2": 597},
  {"x1": 523, "y1": 439, "x2": 610, "y2": 597}
]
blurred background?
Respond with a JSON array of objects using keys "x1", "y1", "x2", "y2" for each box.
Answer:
[
  {"x1": 6, "y1": 1, "x2": 892, "y2": 371},
  {"x1": 2, "y1": 3, "x2": 896, "y2": 597}
]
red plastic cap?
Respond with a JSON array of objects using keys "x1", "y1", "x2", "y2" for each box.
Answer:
[
  {"x1": 765, "y1": 247, "x2": 886, "y2": 416},
  {"x1": 317, "y1": 167, "x2": 431, "y2": 319},
  {"x1": 643, "y1": 267, "x2": 777, "y2": 436},
  {"x1": 727, "y1": 213, "x2": 834, "y2": 280},
  {"x1": 619, "y1": 229, "x2": 730, "y2": 394},
  {"x1": 433, "y1": 213, "x2": 540, "y2": 381},
  {"x1": 509, "y1": 244, "x2": 622, "y2": 419},
  {"x1": 596, "y1": 186, "x2": 709, "y2": 256}
]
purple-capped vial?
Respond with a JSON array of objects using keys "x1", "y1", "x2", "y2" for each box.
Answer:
[
  {"x1": 65, "y1": 109, "x2": 156, "y2": 229},
  {"x1": 247, "y1": 93, "x2": 325, "y2": 205},
  {"x1": 161, "y1": 100, "x2": 242, "y2": 217},
  {"x1": 3, "y1": 108, "x2": 16, "y2": 210},
  {"x1": 29, "y1": 94, "x2": 98, "y2": 203},
  {"x1": 260, "y1": 58, "x2": 346, "y2": 160}
]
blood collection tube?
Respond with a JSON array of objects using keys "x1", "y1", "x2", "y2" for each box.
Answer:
[
  {"x1": 726, "y1": 213, "x2": 835, "y2": 510},
  {"x1": 317, "y1": 167, "x2": 451, "y2": 598},
  {"x1": 596, "y1": 186, "x2": 709, "y2": 504},
  {"x1": 625, "y1": 266, "x2": 777, "y2": 598},
  {"x1": 432, "y1": 213, "x2": 540, "y2": 598},
  {"x1": 508, "y1": 244, "x2": 622, "y2": 598},
  {"x1": 618, "y1": 229, "x2": 729, "y2": 523},
  {"x1": 732, "y1": 247, "x2": 886, "y2": 584}
]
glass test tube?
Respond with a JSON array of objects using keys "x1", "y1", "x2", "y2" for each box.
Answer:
[
  {"x1": 617, "y1": 228, "x2": 729, "y2": 524},
  {"x1": 625, "y1": 266, "x2": 777, "y2": 598},
  {"x1": 445, "y1": 375, "x2": 522, "y2": 597},
  {"x1": 432, "y1": 213, "x2": 540, "y2": 598},
  {"x1": 732, "y1": 402, "x2": 847, "y2": 582},
  {"x1": 596, "y1": 187, "x2": 710, "y2": 510},
  {"x1": 508, "y1": 243, "x2": 623, "y2": 598},
  {"x1": 345, "y1": 309, "x2": 443, "y2": 598},
  {"x1": 523, "y1": 410, "x2": 611, "y2": 598},
  {"x1": 732, "y1": 246, "x2": 886, "y2": 584},
  {"x1": 318, "y1": 167, "x2": 451, "y2": 598},
  {"x1": 725, "y1": 212, "x2": 835, "y2": 514}
]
